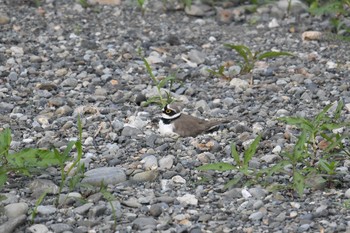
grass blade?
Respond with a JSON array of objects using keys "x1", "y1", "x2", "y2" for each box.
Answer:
[{"x1": 197, "y1": 162, "x2": 236, "y2": 171}]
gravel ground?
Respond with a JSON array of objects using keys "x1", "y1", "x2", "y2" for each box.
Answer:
[{"x1": 1, "y1": 0, "x2": 350, "y2": 232}]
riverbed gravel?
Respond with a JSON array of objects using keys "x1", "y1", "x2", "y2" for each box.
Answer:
[{"x1": 1, "y1": 0, "x2": 350, "y2": 232}]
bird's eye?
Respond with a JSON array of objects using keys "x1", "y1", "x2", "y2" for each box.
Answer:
[{"x1": 165, "y1": 109, "x2": 172, "y2": 114}]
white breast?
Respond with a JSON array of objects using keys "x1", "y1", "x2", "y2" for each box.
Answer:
[{"x1": 159, "y1": 120, "x2": 177, "y2": 136}]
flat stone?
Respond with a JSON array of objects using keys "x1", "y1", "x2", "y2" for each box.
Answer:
[
  {"x1": 0, "y1": 215, "x2": 26, "y2": 233},
  {"x1": 29, "y1": 179, "x2": 59, "y2": 198},
  {"x1": 27, "y1": 224, "x2": 49, "y2": 233},
  {"x1": 82, "y1": 167, "x2": 126, "y2": 186},
  {"x1": 4, "y1": 203, "x2": 28, "y2": 218}
]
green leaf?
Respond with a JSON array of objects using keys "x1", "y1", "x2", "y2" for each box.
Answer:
[
  {"x1": 266, "y1": 160, "x2": 290, "y2": 177},
  {"x1": 230, "y1": 143, "x2": 241, "y2": 165},
  {"x1": 334, "y1": 100, "x2": 344, "y2": 120},
  {"x1": 292, "y1": 130, "x2": 308, "y2": 161},
  {"x1": 157, "y1": 76, "x2": 177, "y2": 89},
  {"x1": 243, "y1": 135, "x2": 261, "y2": 166},
  {"x1": 197, "y1": 162, "x2": 236, "y2": 171},
  {"x1": 224, "y1": 44, "x2": 252, "y2": 63},
  {"x1": 224, "y1": 176, "x2": 242, "y2": 189},
  {"x1": 293, "y1": 171, "x2": 305, "y2": 197},
  {"x1": 6, "y1": 148, "x2": 60, "y2": 168},
  {"x1": 0, "y1": 167, "x2": 7, "y2": 190},
  {"x1": 278, "y1": 116, "x2": 314, "y2": 131},
  {"x1": 314, "y1": 103, "x2": 332, "y2": 125},
  {"x1": 0, "y1": 128, "x2": 11, "y2": 156},
  {"x1": 256, "y1": 51, "x2": 293, "y2": 60}
]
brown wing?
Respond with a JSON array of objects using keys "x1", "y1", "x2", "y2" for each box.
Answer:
[{"x1": 173, "y1": 114, "x2": 232, "y2": 137}]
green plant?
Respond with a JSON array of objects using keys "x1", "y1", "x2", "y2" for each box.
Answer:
[
  {"x1": 31, "y1": 190, "x2": 48, "y2": 224},
  {"x1": 0, "y1": 129, "x2": 67, "y2": 190},
  {"x1": 54, "y1": 116, "x2": 84, "y2": 206},
  {"x1": 309, "y1": 0, "x2": 350, "y2": 36},
  {"x1": 100, "y1": 185, "x2": 119, "y2": 230},
  {"x1": 197, "y1": 135, "x2": 261, "y2": 188},
  {"x1": 139, "y1": 49, "x2": 179, "y2": 108},
  {"x1": 271, "y1": 100, "x2": 350, "y2": 196},
  {"x1": 78, "y1": 0, "x2": 91, "y2": 8},
  {"x1": 208, "y1": 44, "x2": 293, "y2": 84}
]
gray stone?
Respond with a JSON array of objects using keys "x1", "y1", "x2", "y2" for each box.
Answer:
[
  {"x1": 131, "y1": 170, "x2": 158, "y2": 182},
  {"x1": 132, "y1": 217, "x2": 157, "y2": 230},
  {"x1": 159, "y1": 155, "x2": 174, "y2": 170},
  {"x1": 121, "y1": 126, "x2": 142, "y2": 136},
  {"x1": 49, "y1": 223, "x2": 71, "y2": 233},
  {"x1": 188, "y1": 49, "x2": 206, "y2": 64},
  {"x1": 29, "y1": 179, "x2": 59, "y2": 198},
  {"x1": 0, "y1": 215, "x2": 26, "y2": 233},
  {"x1": 36, "y1": 205, "x2": 56, "y2": 215},
  {"x1": 4, "y1": 203, "x2": 28, "y2": 218},
  {"x1": 61, "y1": 77, "x2": 78, "y2": 88},
  {"x1": 82, "y1": 167, "x2": 126, "y2": 186},
  {"x1": 149, "y1": 203, "x2": 163, "y2": 217},
  {"x1": 141, "y1": 155, "x2": 158, "y2": 169},
  {"x1": 89, "y1": 205, "x2": 107, "y2": 218},
  {"x1": 73, "y1": 203, "x2": 94, "y2": 215},
  {"x1": 27, "y1": 224, "x2": 49, "y2": 233},
  {"x1": 249, "y1": 211, "x2": 264, "y2": 220}
]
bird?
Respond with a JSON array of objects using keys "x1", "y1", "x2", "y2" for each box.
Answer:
[{"x1": 159, "y1": 103, "x2": 232, "y2": 137}]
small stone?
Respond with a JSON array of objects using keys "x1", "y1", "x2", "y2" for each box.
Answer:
[
  {"x1": 172, "y1": 175, "x2": 186, "y2": 184},
  {"x1": 4, "y1": 203, "x2": 28, "y2": 218},
  {"x1": 261, "y1": 154, "x2": 279, "y2": 163},
  {"x1": 29, "y1": 179, "x2": 59, "y2": 198},
  {"x1": 121, "y1": 126, "x2": 142, "y2": 137},
  {"x1": 272, "y1": 145, "x2": 281, "y2": 154},
  {"x1": 0, "y1": 14, "x2": 10, "y2": 24},
  {"x1": 36, "y1": 205, "x2": 56, "y2": 215},
  {"x1": 55, "y1": 105, "x2": 73, "y2": 116},
  {"x1": 131, "y1": 170, "x2": 158, "y2": 182},
  {"x1": 0, "y1": 215, "x2": 26, "y2": 233},
  {"x1": 10, "y1": 46, "x2": 24, "y2": 57},
  {"x1": 149, "y1": 203, "x2": 163, "y2": 217},
  {"x1": 82, "y1": 167, "x2": 126, "y2": 186},
  {"x1": 159, "y1": 155, "x2": 174, "y2": 170},
  {"x1": 73, "y1": 203, "x2": 94, "y2": 215},
  {"x1": 242, "y1": 189, "x2": 252, "y2": 199},
  {"x1": 132, "y1": 217, "x2": 157, "y2": 230},
  {"x1": 249, "y1": 211, "x2": 264, "y2": 220},
  {"x1": 27, "y1": 224, "x2": 49, "y2": 233},
  {"x1": 344, "y1": 188, "x2": 350, "y2": 198},
  {"x1": 230, "y1": 78, "x2": 249, "y2": 89},
  {"x1": 55, "y1": 68, "x2": 68, "y2": 77},
  {"x1": 268, "y1": 18, "x2": 279, "y2": 28},
  {"x1": 89, "y1": 205, "x2": 107, "y2": 218},
  {"x1": 188, "y1": 49, "x2": 206, "y2": 64},
  {"x1": 61, "y1": 77, "x2": 78, "y2": 88},
  {"x1": 141, "y1": 155, "x2": 158, "y2": 169},
  {"x1": 177, "y1": 194, "x2": 198, "y2": 206},
  {"x1": 49, "y1": 223, "x2": 71, "y2": 233}
]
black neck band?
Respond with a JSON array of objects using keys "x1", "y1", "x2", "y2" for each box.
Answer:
[{"x1": 161, "y1": 114, "x2": 181, "y2": 124}]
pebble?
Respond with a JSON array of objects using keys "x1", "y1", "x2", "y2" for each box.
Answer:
[
  {"x1": 0, "y1": 215, "x2": 26, "y2": 233},
  {"x1": 131, "y1": 170, "x2": 159, "y2": 182},
  {"x1": 49, "y1": 223, "x2": 72, "y2": 233},
  {"x1": 229, "y1": 78, "x2": 249, "y2": 89},
  {"x1": 29, "y1": 179, "x2": 59, "y2": 198},
  {"x1": 82, "y1": 167, "x2": 126, "y2": 185},
  {"x1": 177, "y1": 194, "x2": 198, "y2": 206},
  {"x1": 141, "y1": 155, "x2": 158, "y2": 169},
  {"x1": 249, "y1": 211, "x2": 264, "y2": 220},
  {"x1": 159, "y1": 155, "x2": 174, "y2": 170},
  {"x1": 132, "y1": 217, "x2": 157, "y2": 230},
  {"x1": 36, "y1": 205, "x2": 57, "y2": 215},
  {"x1": 4, "y1": 203, "x2": 28, "y2": 218},
  {"x1": 27, "y1": 224, "x2": 50, "y2": 233}
]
